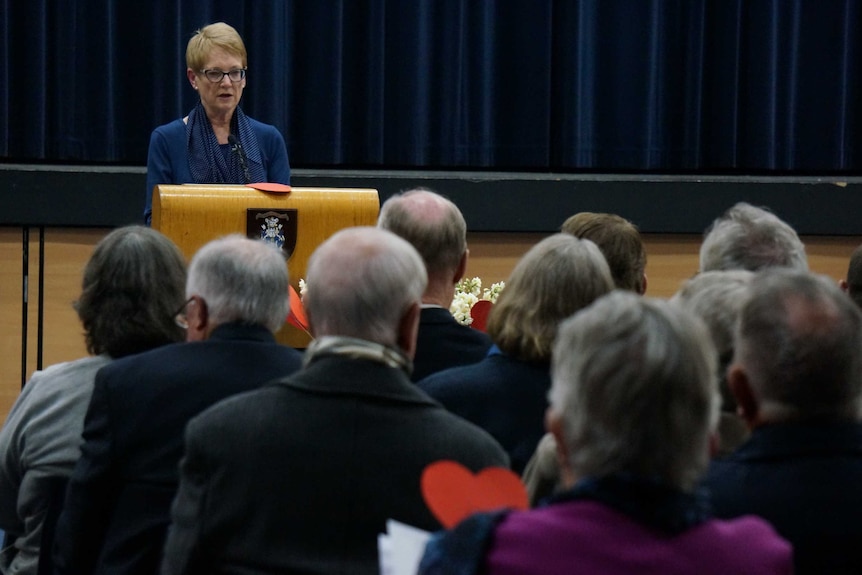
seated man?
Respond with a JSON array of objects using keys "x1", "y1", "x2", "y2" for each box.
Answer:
[
  {"x1": 161, "y1": 227, "x2": 508, "y2": 575},
  {"x1": 378, "y1": 188, "x2": 492, "y2": 381},
  {"x1": 53, "y1": 235, "x2": 304, "y2": 575},
  {"x1": 705, "y1": 269, "x2": 862, "y2": 574},
  {"x1": 699, "y1": 202, "x2": 808, "y2": 272}
]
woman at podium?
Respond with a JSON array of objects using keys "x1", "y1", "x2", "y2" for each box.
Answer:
[{"x1": 143, "y1": 22, "x2": 291, "y2": 225}]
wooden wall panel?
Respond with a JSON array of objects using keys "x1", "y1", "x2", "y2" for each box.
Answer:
[
  {"x1": 0, "y1": 228, "x2": 860, "y2": 423},
  {"x1": 0, "y1": 228, "x2": 25, "y2": 420},
  {"x1": 0, "y1": 228, "x2": 105, "y2": 422}
]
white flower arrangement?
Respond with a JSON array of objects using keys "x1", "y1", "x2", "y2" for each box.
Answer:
[
  {"x1": 450, "y1": 277, "x2": 505, "y2": 326},
  {"x1": 297, "y1": 277, "x2": 504, "y2": 328}
]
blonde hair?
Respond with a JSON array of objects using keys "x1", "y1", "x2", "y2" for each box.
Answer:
[
  {"x1": 487, "y1": 234, "x2": 613, "y2": 362},
  {"x1": 186, "y1": 22, "x2": 247, "y2": 71}
]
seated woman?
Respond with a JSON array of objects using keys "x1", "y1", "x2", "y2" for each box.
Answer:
[
  {"x1": 418, "y1": 234, "x2": 614, "y2": 473},
  {"x1": 420, "y1": 292, "x2": 792, "y2": 575},
  {"x1": 0, "y1": 226, "x2": 187, "y2": 575},
  {"x1": 523, "y1": 269, "x2": 756, "y2": 504}
]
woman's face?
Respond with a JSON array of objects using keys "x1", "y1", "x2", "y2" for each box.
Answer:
[{"x1": 187, "y1": 48, "x2": 246, "y2": 119}]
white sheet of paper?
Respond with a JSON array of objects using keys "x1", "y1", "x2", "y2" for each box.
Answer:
[{"x1": 378, "y1": 519, "x2": 432, "y2": 575}]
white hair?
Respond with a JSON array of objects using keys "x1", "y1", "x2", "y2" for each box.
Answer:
[{"x1": 186, "y1": 235, "x2": 289, "y2": 332}]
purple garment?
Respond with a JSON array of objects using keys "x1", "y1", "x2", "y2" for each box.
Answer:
[{"x1": 484, "y1": 500, "x2": 792, "y2": 575}]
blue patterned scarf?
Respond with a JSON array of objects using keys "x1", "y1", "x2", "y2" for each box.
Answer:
[{"x1": 186, "y1": 102, "x2": 266, "y2": 184}]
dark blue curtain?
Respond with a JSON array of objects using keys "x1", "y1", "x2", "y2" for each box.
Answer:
[{"x1": 1, "y1": 1, "x2": 860, "y2": 171}]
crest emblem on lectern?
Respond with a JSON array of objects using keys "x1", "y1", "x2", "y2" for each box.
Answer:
[{"x1": 246, "y1": 209, "x2": 298, "y2": 258}]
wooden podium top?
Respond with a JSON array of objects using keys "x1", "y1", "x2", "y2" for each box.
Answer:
[{"x1": 153, "y1": 184, "x2": 380, "y2": 348}]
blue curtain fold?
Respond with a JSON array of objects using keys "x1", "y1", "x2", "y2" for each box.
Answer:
[{"x1": 1, "y1": 0, "x2": 860, "y2": 171}]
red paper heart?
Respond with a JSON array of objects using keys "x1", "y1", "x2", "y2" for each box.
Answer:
[
  {"x1": 246, "y1": 182, "x2": 292, "y2": 193},
  {"x1": 469, "y1": 300, "x2": 493, "y2": 332},
  {"x1": 286, "y1": 285, "x2": 310, "y2": 333},
  {"x1": 421, "y1": 460, "x2": 528, "y2": 528}
]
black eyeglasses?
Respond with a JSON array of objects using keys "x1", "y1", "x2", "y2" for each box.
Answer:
[
  {"x1": 173, "y1": 297, "x2": 195, "y2": 329},
  {"x1": 199, "y1": 68, "x2": 246, "y2": 83}
]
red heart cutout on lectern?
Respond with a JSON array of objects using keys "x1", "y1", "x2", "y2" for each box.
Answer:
[
  {"x1": 469, "y1": 300, "x2": 493, "y2": 332},
  {"x1": 246, "y1": 182, "x2": 292, "y2": 193},
  {"x1": 286, "y1": 285, "x2": 310, "y2": 333},
  {"x1": 421, "y1": 460, "x2": 528, "y2": 528}
]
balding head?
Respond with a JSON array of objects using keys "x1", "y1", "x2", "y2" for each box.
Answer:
[
  {"x1": 305, "y1": 227, "x2": 427, "y2": 350},
  {"x1": 731, "y1": 269, "x2": 862, "y2": 423},
  {"x1": 378, "y1": 189, "x2": 467, "y2": 306}
]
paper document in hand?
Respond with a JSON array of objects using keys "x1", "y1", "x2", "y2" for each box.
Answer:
[{"x1": 378, "y1": 519, "x2": 431, "y2": 575}]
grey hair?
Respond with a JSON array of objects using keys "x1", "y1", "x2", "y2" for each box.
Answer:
[
  {"x1": 735, "y1": 269, "x2": 862, "y2": 421},
  {"x1": 304, "y1": 227, "x2": 427, "y2": 345},
  {"x1": 699, "y1": 202, "x2": 808, "y2": 273},
  {"x1": 377, "y1": 188, "x2": 467, "y2": 276},
  {"x1": 186, "y1": 235, "x2": 289, "y2": 333},
  {"x1": 550, "y1": 291, "x2": 719, "y2": 491},
  {"x1": 671, "y1": 270, "x2": 754, "y2": 412}
]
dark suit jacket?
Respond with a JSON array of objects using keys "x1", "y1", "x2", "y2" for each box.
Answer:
[
  {"x1": 52, "y1": 323, "x2": 303, "y2": 575},
  {"x1": 418, "y1": 349, "x2": 550, "y2": 474},
  {"x1": 161, "y1": 353, "x2": 509, "y2": 575},
  {"x1": 411, "y1": 307, "x2": 492, "y2": 382},
  {"x1": 704, "y1": 421, "x2": 862, "y2": 575}
]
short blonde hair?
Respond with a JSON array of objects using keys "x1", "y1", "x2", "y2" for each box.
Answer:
[
  {"x1": 186, "y1": 22, "x2": 247, "y2": 71},
  {"x1": 487, "y1": 234, "x2": 613, "y2": 363}
]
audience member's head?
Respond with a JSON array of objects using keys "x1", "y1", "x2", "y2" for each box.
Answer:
[
  {"x1": 840, "y1": 243, "x2": 862, "y2": 309},
  {"x1": 304, "y1": 227, "x2": 427, "y2": 353},
  {"x1": 487, "y1": 234, "x2": 613, "y2": 363},
  {"x1": 377, "y1": 188, "x2": 467, "y2": 306},
  {"x1": 699, "y1": 202, "x2": 807, "y2": 273},
  {"x1": 75, "y1": 225, "x2": 187, "y2": 358},
  {"x1": 561, "y1": 212, "x2": 647, "y2": 294},
  {"x1": 549, "y1": 291, "x2": 719, "y2": 491},
  {"x1": 184, "y1": 235, "x2": 289, "y2": 340},
  {"x1": 671, "y1": 270, "x2": 755, "y2": 412},
  {"x1": 730, "y1": 269, "x2": 862, "y2": 425}
]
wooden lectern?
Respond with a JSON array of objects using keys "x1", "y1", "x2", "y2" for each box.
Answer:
[{"x1": 152, "y1": 184, "x2": 380, "y2": 348}]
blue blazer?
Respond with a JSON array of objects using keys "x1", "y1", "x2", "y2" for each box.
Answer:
[
  {"x1": 704, "y1": 421, "x2": 862, "y2": 574},
  {"x1": 418, "y1": 348, "x2": 550, "y2": 474},
  {"x1": 53, "y1": 323, "x2": 303, "y2": 575},
  {"x1": 412, "y1": 307, "x2": 492, "y2": 382},
  {"x1": 144, "y1": 115, "x2": 291, "y2": 224}
]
